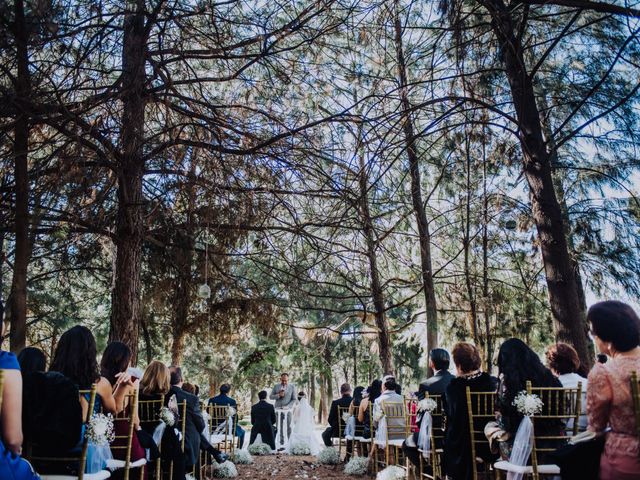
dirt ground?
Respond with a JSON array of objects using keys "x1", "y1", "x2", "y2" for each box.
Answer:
[{"x1": 235, "y1": 453, "x2": 355, "y2": 479}]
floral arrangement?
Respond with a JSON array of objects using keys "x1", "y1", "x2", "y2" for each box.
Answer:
[
  {"x1": 317, "y1": 447, "x2": 340, "y2": 465},
  {"x1": 186, "y1": 475, "x2": 197, "y2": 480},
  {"x1": 86, "y1": 413, "x2": 115, "y2": 445},
  {"x1": 512, "y1": 391, "x2": 544, "y2": 417},
  {"x1": 159, "y1": 406, "x2": 176, "y2": 427},
  {"x1": 211, "y1": 460, "x2": 238, "y2": 478},
  {"x1": 344, "y1": 456, "x2": 369, "y2": 476},
  {"x1": 376, "y1": 465, "x2": 406, "y2": 480},
  {"x1": 231, "y1": 450, "x2": 254, "y2": 465},
  {"x1": 418, "y1": 398, "x2": 438, "y2": 413},
  {"x1": 248, "y1": 442, "x2": 272, "y2": 455},
  {"x1": 290, "y1": 441, "x2": 312, "y2": 455},
  {"x1": 342, "y1": 412, "x2": 351, "y2": 423}
]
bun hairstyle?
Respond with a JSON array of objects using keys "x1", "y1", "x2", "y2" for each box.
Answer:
[{"x1": 384, "y1": 377, "x2": 397, "y2": 392}]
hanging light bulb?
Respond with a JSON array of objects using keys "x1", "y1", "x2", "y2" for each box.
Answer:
[
  {"x1": 197, "y1": 236, "x2": 211, "y2": 299},
  {"x1": 197, "y1": 283, "x2": 211, "y2": 299}
]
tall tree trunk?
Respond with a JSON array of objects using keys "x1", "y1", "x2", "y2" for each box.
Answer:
[
  {"x1": 356, "y1": 128, "x2": 393, "y2": 374},
  {"x1": 392, "y1": 1, "x2": 438, "y2": 374},
  {"x1": 479, "y1": 0, "x2": 592, "y2": 369},
  {"x1": 310, "y1": 367, "x2": 316, "y2": 411},
  {"x1": 463, "y1": 141, "x2": 479, "y2": 343},
  {"x1": 110, "y1": 0, "x2": 147, "y2": 360},
  {"x1": 9, "y1": 0, "x2": 31, "y2": 353},
  {"x1": 481, "y1": 138, "x2": 493, "y2": 372}
]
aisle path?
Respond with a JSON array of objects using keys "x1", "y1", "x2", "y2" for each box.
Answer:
[{"x1": 234, "y1": 453, "x2": 353, "y2": 479}]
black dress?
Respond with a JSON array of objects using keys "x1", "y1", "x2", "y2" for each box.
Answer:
[{"x1": 442, "y1": 372, "x2": 498, "y2": 480}]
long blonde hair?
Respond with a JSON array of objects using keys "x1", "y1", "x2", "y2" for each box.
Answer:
[{"x1": 140, "y1": 360, "x2": 171, "y2": 395}]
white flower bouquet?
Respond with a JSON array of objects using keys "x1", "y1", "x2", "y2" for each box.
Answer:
[
  {"x1": 512, "y1": 391, "x2": 543, "y2": 417},
  {"x1": 317, "y1": 447, "x2": 340, "y2": 465},
  {"x1": 290, "y1": 441, "x2": 311, "y2": 455},
  {"x1": 376, "y1": 465, "x2": 406, "y2": 480},
  {"x1": 86, "y1": 413, "x2": 115, "y2": 445},
  {"x1": 159, "y1": 406, "x2": 176, "y2": 426},
  {"x1": 418, "y1": 398, "x2": 437, "y2": 413},
  {"x1": 342, "y1": 412, "x2": 351, "y2": 423},
  {"x1": 231, "y1": 449, "x2": 253, "y2": 465},
  {"x1": 248, "y1": 442, "x2": 272, "y2": 455},
  {"x1": 344, "y1": 456, "x2": 369, "y2": 475},
  {"x1": 212, "y1": 460, "x2": 238, "y2": 478}
]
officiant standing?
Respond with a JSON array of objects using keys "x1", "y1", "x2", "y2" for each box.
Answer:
[{"x1": 270, "y1": 372, "x2": 297, "y2": 447}]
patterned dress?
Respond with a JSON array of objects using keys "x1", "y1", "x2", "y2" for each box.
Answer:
[{"x1": 587, "y1": 355, "x2": 640, "y2": 480}]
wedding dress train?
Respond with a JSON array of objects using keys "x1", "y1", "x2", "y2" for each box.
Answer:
[{"x1": 285, "y1": 398, "x2": 321, "y2": 455}]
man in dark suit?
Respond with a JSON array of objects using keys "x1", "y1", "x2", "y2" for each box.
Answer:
[
  {"x1": 321, "y1": 383, "x2": 353, "y2": 448},
  {"x1": 249, "y1": 390, "x2": 277, "y2": 450},
  {"x1": 208, "y1": 384, "x2": 246, "y2": 449},
  {"x1": 169, "y1": 366, "x2": 206, "y2": 471},
  {"x1": 404, "y1": 348, "x2": 455, "y2": 469},
  {"x1": 418, "y1": 348, "x2": 455, "y2": 399}
]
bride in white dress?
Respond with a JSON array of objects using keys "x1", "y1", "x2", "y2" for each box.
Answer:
[{"x1": 285, "y1": 393, "x2": 322, "y2": 455}]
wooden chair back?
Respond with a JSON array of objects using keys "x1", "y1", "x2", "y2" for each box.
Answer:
[
  {"x1": 137, "y1": 396, "x2": 165, "y2": 480},
  {"x1": 465, "y1": 388, "x2": 497, "y2": 480},
  {"x1": 110, "y1": 389, "x2": 142, "y2": 480},
  {"x1": 629, "y1": 371, "x2": 640, "y2": 458},
  {"x1": 207, "y1": 404, "x2": 236, "y2": 453}
]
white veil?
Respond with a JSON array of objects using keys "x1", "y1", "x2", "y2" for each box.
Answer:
[{"x1": 293, "y1": 397, "x2": 316, "y2": 433}]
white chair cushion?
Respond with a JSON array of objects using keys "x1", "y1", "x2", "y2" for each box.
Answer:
[
  {"x1": 494, "y1": 461, "x2": 560, "y2": 475},
  {"x1": 210, "y1": 434, "x2": 228, "y2": 444},
  {"x1": 357, "y1": 438, "x2": 372, "y2": 443},
  {"x1": 106, "y1": 458, "x2": 147, "y2": 470},
  {"x1": 375, "y1": 439, "x2": 404, "y2": 447},
  {"x1": 41, "y1": 471, "x2": 111, "y2": 480}
]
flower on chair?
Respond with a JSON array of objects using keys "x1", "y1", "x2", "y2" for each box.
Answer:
[
  {"x1": 417, "y1": 398, "x2": 437, "y2": 413},
  {"x1": 512, "y1": 391, "x2": 543, "y2": 417},
  {"x1": 86, "y1": 413, "x2": 115, "y2": 446}
]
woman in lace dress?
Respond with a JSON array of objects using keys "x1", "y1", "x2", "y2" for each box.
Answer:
[{"x1": 587, "y1": 301, "x2": 640, "y2": 480}]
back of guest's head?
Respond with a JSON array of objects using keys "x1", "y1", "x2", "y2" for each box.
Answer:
[
  {"x1": 368, "y1": 379, "x2": 382, "y2": 402},
  {"x1": 588, "y1": 301, "x2": 640, "y2": 352},
  {"x1": 141, "y1": 360, "x2": 171, "y2": 395},
  {"x1": 298, "y1": 391, "x2": 306, "y2": 398},
  {"x1": 383, "y1": 377, "x2": 397, "y2": 392},
  {"x1": 395, "y1": 383, "x2": 402, "y2": 395},
  {"x1": 18, "y1": 347, "x2": 46, "y2": 375},
  {"x1": 258, "y1": 390, "x2": 267, "y2": 400},
  {"x1": 340, "y1": 383, "x2": 352, "y2": 395},
  {"x1": 545, "y1": 343, "x2": 580, "y2": 375},
  {"x1": 430, "y1": 348, "x2": 451, "y2": 371},
  {"x1": 353, "y1": 386, "x2": 365, "y2": 405},
  {"x1": 220, "y1": 384, "x2": 231, "y2": 395},
  {"x1": 452, "y1": 342, "x2": 482, "y2": 374},
  {"x1": 169, "y1": 366, "x2": 183, "y2": 386},
  {"x1": 50, "y1": 325, "x2": 99, "y2": 389},
  {"x1": 194, "y1": 384, "x2": 200, "y2": 396},
  {"x1": 498, "y1": 338, "x2": 558, "y2": 401},
  {"x1": 182, "y1": 382, "x2": 196, "y2": 394},
  {"x1": 100, "y1": 341, "x2": 132, "y2": 386}
]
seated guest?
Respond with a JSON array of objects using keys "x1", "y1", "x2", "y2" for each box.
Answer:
[
  {"x1": 17, "y1": 347, "x2": 46, "y2": 376},
  {"x1": 139, "y1": 361, "x2": 185, "y2": 480},
  {"x1": 321, "y1": 383, "x2": 353, "y2": 448},
  {"x1": 493, "y1": 338, "x2": 563, "y2": 461},
  {"x1": 418, "y1": 348, "x2": 454, "y2": 399},
  {"x1": 169, "y1": 366, "x2": 205, "y2": 473},
  {"x1": 587, "y1": 301, "x2": 640, "y2": 480},
  {"x1": 100, "y1": 342, "x2": 145, "y2": 464},
  {"x1": 358, "y1": 379, "x2": 382, "y2": 439},
  {"x1": 182, "y1": 382, "x2": 196, "y2": 395},
  {"x1": 0, "y1": 309, "x2": 38, "y2": 480},
  {"x1": 545, "y1": 342, "x2": 588, "y2": 431},
  {"x1": 209, "y1": 383, "x2": 246, "y2": 449},
  {"x1": 373, "y1": 377, "x2": 406, "y2": 441},
  {"x1": 249, "y1": 390, "x2": 277, "y2": 450},
  {"x1": 443, "y1": 342, "x2": 497, "y2": 480}
]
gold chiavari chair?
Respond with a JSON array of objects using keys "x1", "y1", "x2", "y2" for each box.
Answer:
[
  {"x1": 372, "y1": 401, "x2": 408, "y2": 473},
  {"x1": 207, "y1": 405, "x2": 236, "y2": 454},
  {"x1": 137, "y1": 396, "x2": 165, "y2": 480},
  {"x1": 169, "y1": 400, "x2": 187, "y2": 480},
  {"x1": 465, "y1": 388, "x2": 497, "y2": 480},
  {"x1": 107, "y1": 389, "x2": 146, "y2": 480},
  {"x1": 414, "y1": 394, "x2": 444, "y2": 480},
  {"x1": 28, "y1": 384, "x2": 111, "y2": 480},
  {"x1": 352, "y1": 401, "x2": 374, "y2": 462},
  {"x1": 337, "y1": 405, "x2": 350, "y2": 459},
  {"x1": 631, "y1": 371, "x2": 640, "y2": 458},
  {"x1": 494, "y1": 381, "x2": 583, "y2": 480}
]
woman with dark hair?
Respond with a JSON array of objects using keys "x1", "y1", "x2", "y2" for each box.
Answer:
[
  {"x1": 346, "y1": 386, "x2": 366, "y2": 458},
  {"x1": 358, "y1": 379, "x2": 382, "y2": 439},
  {"x1": 17, "y1": 347, "x2": 46, "y2": 376},
  {"x1": 494, "y1": 338, "x2": 563, "y2": 459},
  {"x1": 100, "y1": 341, "x2": 145, "y2": 464},
  {"x1": 443, "y1": 342, "x2": 497, "y2": 480},
  {"x1": 587, "y1": 301, "x2": 640, "y2": 479},
  {"x1": 50, "y1": 326, "x2": 132, "y2": 416}
]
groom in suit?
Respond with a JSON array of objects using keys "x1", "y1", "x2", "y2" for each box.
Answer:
[
  {"x1": 250, "y1": 390, "x2": 277, "y2": 450},
  {"x1": 269, "y1": 372, "x2": 296, "y2": 447}
]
